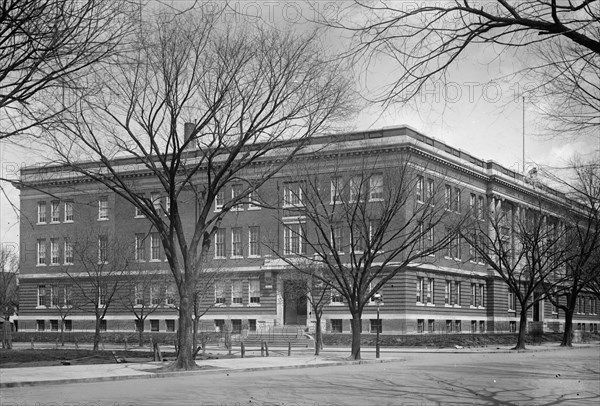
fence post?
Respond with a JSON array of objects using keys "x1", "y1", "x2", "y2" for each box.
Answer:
[
  {"x1": 153, "y1": 342, "x2": 163, "y2": 362},
  {"x1": 261, "y1": 341, "x2": 265, "y2": 357},
  {"x1": 264, "y1": 341, "x2": 269, "y2": 357},
  {"x1": 288, "y1": 342, "x2": 291, "y2": 356},
  {"x1": 241, "y1": 342, "x2": 245, "y2": 358}
]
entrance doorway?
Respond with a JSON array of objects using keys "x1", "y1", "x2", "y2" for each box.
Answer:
[
  {"x1": 283, "y1": 280, "x2": 308, "y2": 325},
  {"x1": 533, "y1": 292, "x2": 543, "y2": 322}
]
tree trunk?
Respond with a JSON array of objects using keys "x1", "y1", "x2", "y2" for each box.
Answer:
[
  {"x1": 561, "y1": 308, "x2": 574, "y2": 347},
  {"x1": 350, "y1": 312, "x2": 362, "y2": 360},
  {"x1": 169, "y1": 294, "x2": 197, "y2": 370},
  {"x1": 314, "y1": 314, "x2": 322, "y2": 356},
  {"x1": 192, "y1": 316, "x2": 198, "y2": 353},
  {"x1": 93, "y1": 317, "x2": 102, "y2": 351},
  {"x1": 514, "y1": 307, "x2": 528, "y2": 350},
  {"x1": 60, "y1": 320, "x2": 65, "y2": 347},
  {"x1": 138, "y1": 320, "x2": 145, "y2": 347}
]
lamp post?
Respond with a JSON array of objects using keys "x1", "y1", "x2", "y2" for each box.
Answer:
[{"x1": 374, "y1": 293, "x2": 383, "y2": 359}]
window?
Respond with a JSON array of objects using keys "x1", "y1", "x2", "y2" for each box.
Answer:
[
  {"x1": 454, "y1": 281, "x2": 461, "y2": 306},
  {"x1": 478, "y1": 196, "x2": 485, "y2": 220},
  {"x1": 51, "y1": 238, "x2": 60, "y2": 264},
  {"x1": 98, "y1": 196, "x2": 108, "y2": 220},
  {"x1": 455, "y1": 320, "x2": 462, "y2": 332},
  {"x1": 135, "y1": 320, "x2": 143, "y2": 332},
  {"x1": 470, "y1": 194, "x2": 476, "y2": 217},
  {"x1": 215, "y1": 319, "x2": 225, "y2": 332},
  {"x1": 37, "y1": 320, "x2": 45, "y2": 331},
  {"x1": 479, "y1": 321, "x2": 485, "y2": 333},
  {"x1": 98, "y1": 287, "x2": 106, "y2": 307},
  {"x1": 215, "y1": 228, "x2": 226, "y2": 258},
  {"x1": 64, "y1": 239, "x2": 73, "y2": 264},
  {"x1": 37, "y1": 239, "x2": 46, "y2": 265},
  {"x1": 447, "y1": 231, "x2": 461, "y2": 259},
  {"x1": 446, "y1": 320, "x2": 453, "y2": 333},
  {"x1": 417, "y1": 319, "x2": 424, "y2": 333},
  {"x1": 231, "y1": 184, "x2": 243, "y2": 210},
  {"x1": 232, "y1": 280, "x2": 243, "y2": 304},
  {"x1": 350, "y1": 176, "x2": 363, "y2": 202},
  {"x1": 428, "y1": 319, "x2": 435, "y2": 333},
  {"x1": 249, "y1": 279, "x2": 260, "y2": 304},
  {"x1": 165, "y1": 285, "x2": 176, "y2": 306},
  {"x1": 332, "y1": 223, "x2": 343, "y2": 252},
  {"x1": 37, "y1": 201, "x2": 47, "y2": 223},
  {"x1": 427, "y1": 278, "x2": 434, "y2": 304},
  {"x1": 50, "y1": 320, "x2": 59, "y2": 331},
  {"x1": 100, "y1": 319, "x2": 107, "y2": 332},
  {"x1": 64, "y1": 320, "x2": 72, "y2": 331},
  {"x1": 215, "y1": 282, "x2": 226, "y2": 305},
  {"x1": 427, "y1": 178, "x2": 434, "y2": 201},
  {"x1": 454, "y1": 188, "x2": 461, "y2": 212},
  {"x1": 369, "y1": 174, "x2": 383, "y2": 201},
  {"x1": 471, "y1": 320, "x2": 477, "y2": 333},
  {"x1": 508, "y1": 289, "x2": 516, "y2": 311},
  {"x1": 331, "y1": 289, "x2": 344, "y2": 304},
  {"x1": 231, "y1": 228, "x2": 243, "y2": 257},
  {"x1": 445, "y1": 185, "x2": 452, "y2": 209},
  {"x1": 151, "y1": 192, "x2": 161, "y2": 211},
  {"x1": 63, "y1": 285, "x2": 72, "y2": 307},
  {"x1": 38, "y1": 285, "x2": 48, "y2": 307},
  {"x1": 248, "y1": 319, "x2": 257, "y2": 332},
  {"x1": 247, "y1": 191, "x2": 259, "y2": 209},
  {"x1": 98, "y1": 235, "x2": 108, "y2": 263},
  {"x1": 351, "y1": 223, "x2": 364, "y2": 252},
  {"x1": 416, "y1": 175, "x2": 424, "y2": 202},
  {"x1": 166, "y1": 320, "x2": 175, "y2": 332},
  {"x1": 479, "y1": 284, "x2": 485, "y2": 308},
  {"x1": 231, "y1": 319, "x2": 242, "y2": 334},
  {"x1": 150, "y1": 286, "x2": 161, "y2": 305},
  {"x1": 330, "y1": 178, "x2": 342, "y2": 204},
  {"x1": 51, "y1": 200, "x2": 60, "y2": 222},
  {"x1": 416, "y1": 277, "x2": 424, "y2": 303},
  {"x1": 150, "y1": 320, "x2": 159, "y2": 332},
  {"x1": 135, "y1": 205, "x2": 144, "y2": 217},
  {"x1": 445, "y1": 280, "x2": 452, "y2": 305},
  {"x1": 215, "y1": 189, "x2": 225, "y2": 210},
  {"x1": 64, "y1": 200, "x2": 73, "y2": 222},
  {"x1": 370, "y1": 319, "x2": 382, "y2": 333},
  {"x1": 135, "y1": 234, "x2": 145, "y2": 261},
  {"x1": 283, "y1": 182, "x2": 302, "y2": 206},
  {"x1": 249, "y1": 226, "x2": 260, "y2": 257},
  {"x1": 284, "y1": 223, "x2": 304, "y2": 255},
  {"x1": 470, "y1": 283, "x2": 477, "y2": 306},
  {"x1": 150, "y1": 233, "x2": 160, "y2": 261},
  {"x1": 331, "y1": 319, "x2": 343, "y2": 333},
  {"x1": 135, "y1": 285, "x2": 144, "y2": 306}
]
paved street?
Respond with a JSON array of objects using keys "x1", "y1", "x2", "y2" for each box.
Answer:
[{"x1": 1, "y1": 347, "x2": 599, "y2": 406}]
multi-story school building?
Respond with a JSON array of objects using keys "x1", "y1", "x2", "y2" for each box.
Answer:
[{"x1": 16, "y1": 126, "x2": 599, "y2": 335}]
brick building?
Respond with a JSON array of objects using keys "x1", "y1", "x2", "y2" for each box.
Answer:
[{"x1": 16, "y1": 126, "x2": 600, "y2": 335}]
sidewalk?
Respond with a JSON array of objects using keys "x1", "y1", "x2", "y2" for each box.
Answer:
[{"x1": 1, "y1": 343, "x2": 597, "y2": 388}]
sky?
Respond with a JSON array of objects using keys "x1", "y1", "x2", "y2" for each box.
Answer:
[{"x1": 1, "y1": 0, "x2": 597, "y2": 256}]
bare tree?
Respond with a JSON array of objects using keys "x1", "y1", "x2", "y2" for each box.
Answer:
[
  {"x1": 273, "y1": 154, "x2": 458, "y2": 359},
  {"x1": 66, "y1": 228, "x2": 133, "y2": 351},
  {"x1": 51, "y1": 283, "x2": 76, "y2": 346},
  {"x1": 0, "y1": 0, "x2": 138, "y2": 141},
  {"x1": 318, "y1": 1, "x2": 600, "y2": 114},
  {"x1": 542, "y1": 160, "x2": 600, "y2": 346},
  {"x1": 36, "y1": 7, "x2": 355, "y2": 369},
  {"x1": 462, "y1": 196, "x2": 568, "y2": 349},
  {"x1": 0, "y1": 248, "x2": 18, "y2": 349}
]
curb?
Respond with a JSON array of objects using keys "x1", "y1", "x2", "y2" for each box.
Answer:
[{"x1": 0, "y1": 358, "x2": 402, "y2": 389}]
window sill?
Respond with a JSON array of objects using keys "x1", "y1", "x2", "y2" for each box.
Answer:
[
  {"x1": 454, "y1": 305, "x2": 462, "y2": 308},
  {"x1": 426, "y1": 303, "x2": 435, "y2": 307},
  {"x1": 416, "y1": 302, "x2": 425, "y2": 306},
  {"x1": 445, "y1": 304, "x2": 453, "y2": 308},
  {"x1": 214, "y1": 256, "x2": 227, "y2": 260},
  {"x1": 35, "y1": 306, "x2": 47, "y2": 310},
  {"x1": 230, "y1": 303, "x2": 243, "y2": 307},
  {"x1": 50, "y1": 221, "x2": 60, "y2": 224},
  {"x1": 97, "y1": 218, "x2": 109, "y2": 222},
  {"x1": 64, "y1": 220, "x2": 74, "y2": 223},
  {"x1": 36, "y1": 264, "x2": 47, "y2": 267},
  {"x1": 36, "y1": 222, "x2": 47, "y2": 225},
  {"x1": 248, "y1": 255, "x2": 261, "y2": 259},
  {"x1": 134, "y1": 215, "x2": 145, "y2": 219},
  {"x1": 214, "y1": 303, "x2": 226, "y2": 307},
  {"x1": 247, "y1": 206, "x2": 261, "y2": 211},
  {"x1": 248, "y1": 303, "x2": 261, "y2": 307},
  {"x1": 369, "y1": 198, "x2": 384, "y2": 202},
  {"x1": 149, "y1": 259, "x2": 161, "y2": 263},
  {"x1": 64, "y1": 262, "x2": 74, "y2": 266},
  {"x1": 231, "y1": 256, "x2": 244, "y2": 260}
]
